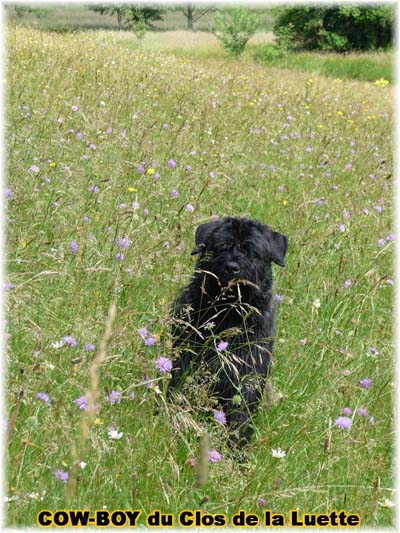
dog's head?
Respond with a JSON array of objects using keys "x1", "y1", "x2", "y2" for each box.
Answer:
[{"x1": 191, "y1": 217, "x2": 288, "y2": 289}]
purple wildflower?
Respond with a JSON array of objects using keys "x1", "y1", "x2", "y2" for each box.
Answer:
[
  {"x1": 155, "y1": 356, "x2": 173, "y2": 373},
  {"x1": 338, "y1": 224, "x2": 346, "y2": 233},
  {"x1": 386, "y1": 233, "x2": 395, "y2": 242},
  {"x1": 143, "y1": 209, "x2": 149, "y2": 216},
  {"x1": 368, "y1": 347, "x2": 379, "y2": 356},
  {"x1": 170, "y1": 189, "x2": 179, "y2": 199},
  {"x1": 132, "y1": 201, "x2": 140, "y2": 210},
  {"x1": 137, "y1": 165, "x2": 145, "y2": 174},
  {"x1": 257, "y1": 498, "x2": 267, "y2": 508},
  {"x1": 36, "y1": 392, "x2": 50, "y2": 403},
  {"x1": 208, "y1": 449, "x2": 222, "y2": 463},
  {"x1": 185, "y1": 204, "x2": 195, "y2": 213},
  {"x1": 69, "y1": 241, "x2": 79, "y2": 253},
  {"x1": 357, "y1": 407, "x2": 369, "y2": 417},
  {"x1": 63, "y1": 336, "x2": 78, "y2": 347},
  {"x1": 54, "y1": 469, "x2": 69, "y2": 483},
  {"x1": 167, "y1": 159, "x2": 176, "y2": 169},
  {"x1": 115, "y1": 253, "x2": 124, "y2": 261},
  {"x1": 71, "y1": 105, "x2": 78, "y2": 112},
  {"x1": 373, "y1": 205, "x2": 382, "y2": 213},
  {"x1": 214, "y1": 410, "x2": 227, "y2": 425},
  {"x1": 377, "y1": 239, "x2": 386, "y2": 247},
  {"x1": 6, "y1": 188, "x2": 13, "y2": 199},
  {"x1": 118, "y1": 203, "x2": 127, "y2": 209},
  {"x1": 343, "y1": 279, "x2": 352, "y2": 289},
  {"x1": 3, "y1": 283, "x2": 15, "y2": 292},
  {"x1": 85, "y1": 343, "x2": 95, "y2": 352},
  {"x1": 163, "y1": 123, "x2": 169, "y2": 129},
  {"x1": 76, "y1": 132, "x2": 83, "y2": 140},
  {"x1": 116, "y1": 237, "x2": 131, "y2": 249},
  {"x1": 74, "y1": 395, "x2": 87, "y2": 410},
  {"x1": 106, "y1": 391, "x2": 122, "y2": 405},
  {"x1": 29, "y1": 165, "x2": 40, "y2": 174},
  {"x1": 387, "y1": 279, "x2": 394, "y2": 286},
  {"x1": 342, "y1": 407, "x2": 352, "y2": 415},
  {"x1": 89, "y1": 185, "x2": 99, "y2": 194},
  {"x1": 335, "y1": 416, "x2": 352, "y2": 429},
  {"x1": 217, "y1": 341, "x2": 229, "y2": 352},
  {"x1": 359, "y1": 378, "x2": 372, "y2": 389},
  {"x1": 275, "y1": 294, "x2": 284, "y2": 304}
]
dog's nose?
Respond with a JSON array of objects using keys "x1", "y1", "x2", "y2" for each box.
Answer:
[{"x1": 225, "y1": 261, "x2": 240, "y2": 276}]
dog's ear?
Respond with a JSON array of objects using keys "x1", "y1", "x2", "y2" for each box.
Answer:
[
  {"x1": 265, "y1": 230, "x2": 288, "y2": 267},
  {"x1": 191, "y1": 220, "x2": 220, "y2": 255}
]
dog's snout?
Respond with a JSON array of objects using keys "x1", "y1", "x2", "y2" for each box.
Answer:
[{"x1": 225, "y1": 261, "x2": 241, "y2": 276}]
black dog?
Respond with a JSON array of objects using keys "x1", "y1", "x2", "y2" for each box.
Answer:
[{"x1": 168, "y1": 217, "x2": 287, "y2": 444}]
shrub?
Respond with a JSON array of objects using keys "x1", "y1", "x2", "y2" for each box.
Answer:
[
  {"x1": 274, "y1": 5, "x2": 394, "y2": 52},
  {"x1": 213, "y1": 8, "x2": 259, "y2": 58}
]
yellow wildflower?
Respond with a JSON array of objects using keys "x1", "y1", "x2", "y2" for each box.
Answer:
[
  {"x1": 128, "y1": 187, "x2": 137, "y2": 192},
  {"x1": 147, "y1": 168, "x2": 155, "y2": 175}
]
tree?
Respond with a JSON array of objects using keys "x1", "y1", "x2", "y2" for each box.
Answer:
[
  {"x1": 273, "y1": 5, "x2": 394, "y2": 52},
  {"x1": 182, "y1": 3, "x2": 214, "y2": 31},
  {"x1": 88, "y1": 4, "x2": 163, "y2": 31},
  {"x1": 213, "y1": 8, "x2": 259, "y2": 58}
]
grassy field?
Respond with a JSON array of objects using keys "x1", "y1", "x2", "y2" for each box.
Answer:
[
  {"x1": 5, "y1": 25, "x2": 394, "y2": 528},
  {"x1": 253, "y1": 48, "x2": 394, "y2": 84}
]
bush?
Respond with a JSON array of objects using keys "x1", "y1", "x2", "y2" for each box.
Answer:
[
  {"x1": 274, "y1": 5, "x2": 394, "y2": 52},
  {"x1": 213, "y1": 8, "x2": 259, "y2": 58}
]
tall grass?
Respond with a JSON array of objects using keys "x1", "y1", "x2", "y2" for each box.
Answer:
[{"x1": 5, "y1": 25, "x2": 394, "y2": 527}]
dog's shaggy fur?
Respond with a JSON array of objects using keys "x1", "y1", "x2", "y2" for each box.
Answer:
[{"x1": 168, "y1": 217, "x2": 288, "y2": 444}]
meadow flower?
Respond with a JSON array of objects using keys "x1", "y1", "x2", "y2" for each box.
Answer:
[
  {"x1": 357, "y1": 407, "x2": 368, "y2": 417},
  {"x1": 137, "y1": 165, "x2": 145, "y2": 174},
  {"x1": 71, "y1": 105, "x2": 78, "y2": 111},
  {"x1": 185, "y1": 204, "x2": 195, "y2": 213},
  {"x1": 63, "y1": 336, "x2": 77, "y2": 347},
  {"x1": 116, "y1": 237, "x2": 131, "y2": 249},
  {"x1": 118, "y1": 203, "x2": 127, "y2": 209},
  {"x1": 108, "y1": 428, "x2": 123, "y2": 440},
  {"x1": 257, "y1": 497, "x2": 267, "y2": 508},
  {"x1": 115, "y1": 253, "x2": 124, "y2": 261},
  {"x1": 51, "y1": 340, "x2": 65, "y2": 349},
  {"x1": 3, "y1": 283, "x2": 15, "y2": 292},
  {"x1": 29, "y1": 165, "x2": 40, "y2": 173},
  {"x1": 79, "y1": 461, "x2": 87, "y2": 469},
  {"x1": 386, "y1": 233, "x2": 395, "y2": 242},
  {"x1": 76, "y1": 132, "x2": 83, "y2": 140},
  {"x1": 89, "y1": 144, "x2": 96, "y2": 150},
  {"x1": 170, "y1": 189, "x2": 179, "y2": 198},
  {"x1": 85, "y1": 343, "x2": 95, "y2": 352},
  {"x1": 375, "y1": 78, "x2": 389, "y2": 88},
  {"x1": 155, "y1": 356, "x2": 173, "y2": 373},
  {"x1": 271, "y1": 448, "x2": 286, "y2": 458},
  {"x1": 6, "y1": 188, "x2": 13, "y2": 199},
  {"x1": 275, "y1": 294, "x2": 284, "y2": 304},
  {"x1": 335, "y1": 416, "x2": 352, "y2": 429},
  {"x1": 368, "y1": 347, "x2": 380, "y2": 357},
  {"x1": 343, "y1": 279, "x2": 352, "y2": 289},
  {"x1": 387, "y1": 279, "x2": 394, "y2": 286},
  {"x1": 373, "y1": 205, "x2": 383, "y2": 213},
  {"x1": 68, "y1": 241, "x2": 79, "y2": 253},
  {"x1": 74, "y1": 395, "x2": 87, "y2": 410},
  {"x1": 214, "y1": 410, "x2": 227, "y2": 425},
  {"x1": 54, "y1": 469, "x2": 69, "y2": 483},
  {"x1": 167, "y1": 159, "x2": 176, "y2": 168},
  {"x1": 342, "y1": 407, "x2": 352, "y2": 415},
  {"x1": 106, "y1": 391, "x2": 122, "y2": 404},
  {"x1": 338, "y1": 224, "x2": 346, "y2": 233},
  {"x1": 129, "y1": 391, "x2": 135, "y2": 400},
  {"x1": 132, "y1": 201, "x2": 140, "y2": 210},
  {"x1": 359, "y1": 378, "x2": 372, "y2": 389},
  {"x1": 312, "y1": 298, "x2": 321, "y2": 310},
  {"x1": 143, "y1": 209, "x2": 149, "y2": 216},
  {"x1": 378, "y1": 498, "x2": 395, "y2": 508},
  {"x1": 209, "y1": 171, "x2": 216, "y2": 178},
  {"x1": 217, "y1": 341, "x2": 229, "y2": 352},
  {"x1": 36, "y1": 392, "x2": 50, "y2": 403},
  {"x1": 377, "y1": 239, "x2": 386, "y2": 247},
  {"x1": 147, "y1": 168, "x2": 155, "y2": 175},
  {"x1": 89, "y1": 185, "x2": 99, "y2": 194},
  {"x1": 186, "y1": 457, "x2": 197, "y2": 467},
  {"x1": 163, "y1": 123, "x2": 169, "y2": 129},
  {"x1": 208, "y1": 449, "x2": 222, "y2": 463}
]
